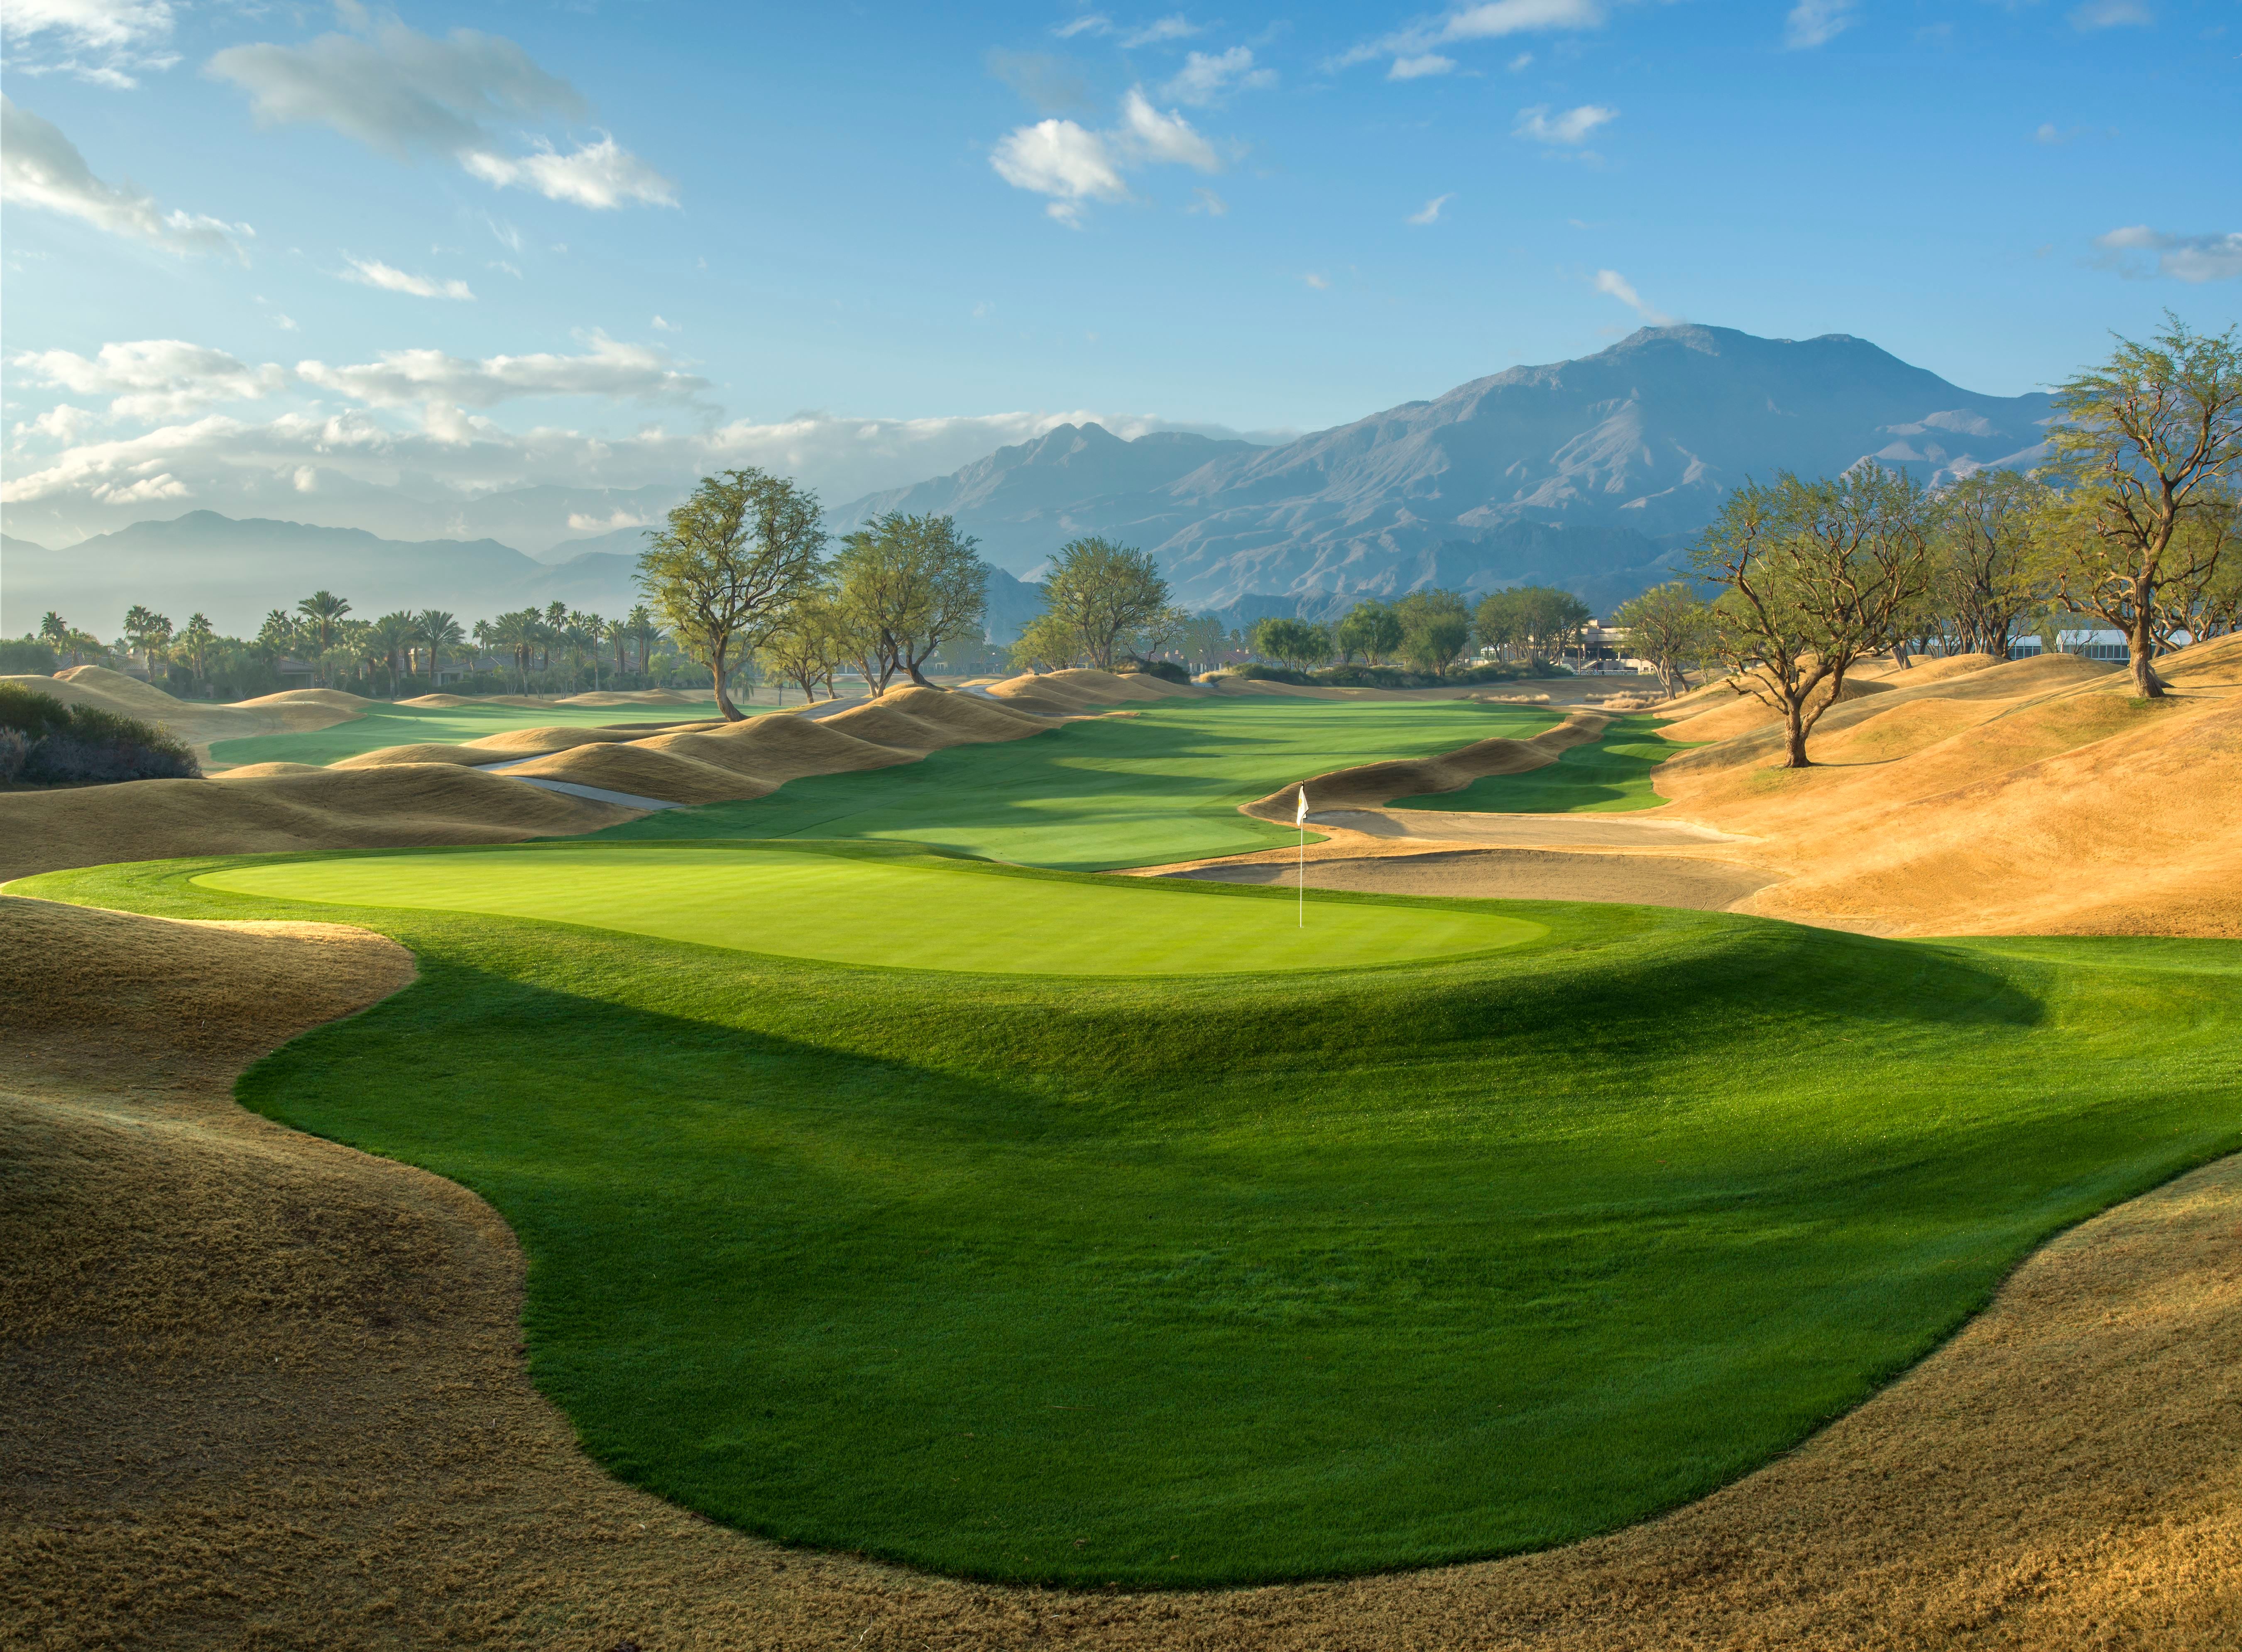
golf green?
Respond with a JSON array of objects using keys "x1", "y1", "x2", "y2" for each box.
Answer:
[
  {"x1": 193, "y1": 842, "x2": 1542, "y2": 975},
  {"x1": 31, "y1": 849, "x2": 2242, "y2": 1588},
  {"x1": 209, "y1": 697, "x2": 727, "y2": 768},
  {"x1": 597, "y1": 695, "x2": 1570, "y2": 868},
  {"x1": 1393, "y1": 713, "x2": 1687, "y2": 814}
]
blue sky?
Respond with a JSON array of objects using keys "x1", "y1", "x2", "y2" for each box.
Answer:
[{"x1": 2, "y1": 0, "x2": 2235, "y2": 549}]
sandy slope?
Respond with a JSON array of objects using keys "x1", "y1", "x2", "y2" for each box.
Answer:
[
  {"x1": 1239, "y1": 709, "x2": 1611, "y2": 817},
  {"x1": 2, "y1": 665, "x2": 367, "y2": 761},
  {"x1": 1653, "y1": 635, "x2": 2242, "y2": 936},
  {"x1": 5, "y1": 892, "x2": 2234, "y2": 1650}
]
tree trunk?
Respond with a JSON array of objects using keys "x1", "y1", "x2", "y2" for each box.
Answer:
[
  {"x1": 1781, "y1": 697, "x2": 1811, "y2": 768},
  {"x1": 712, "y1": 640, "x2": 742, "y2": 720},
  {"x1": 2128, "y1": 609, "x2": 2165, "y2": 698},
  {"x1": 906, "y1": 657, "x2": 935, "y2": 688}
]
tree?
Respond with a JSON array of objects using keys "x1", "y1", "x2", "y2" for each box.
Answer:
[
  {"x1": 1691, "y1": 466, "x2": 1939, "y2": 767},
  {"x1": 179, "y1": 612, "x2": 217, "y2": 690},
  {"x1": 1610, "y1": 582, "x2": 1716, "y2": 697},
  {"x1": 627, "y1": 605, "x2": 660, "y2": 678},
  {"x1": 295, "y1": 591, "x2": 351, "y2": 682},
  {"x1": 122, "y1": 606, "x2": 173, "y2": 673},
  {"x1": 1251, "y1": 616, "x2": 1332, "y2": 671},
  {"x1": 370, "y1": 611, "x2": 417, "y2": 692},
  {"x1": 39, "y1": 612, "x2": 67, "y2": 653},
  {"x1": 1928, "y1": 469, "x2": 2057, "y2": 659},
  {"x1": 1038, "y1": 538, "x2": 1170, "y2": 672},
  {"x1": 1395, "y1": 589, "x2": 1471, "y2": 675},
  {"x1": 1520, "y1": 586, "x2": 1593, "y2": 660},
  {"x1": 255, "y1": 610, "x2": 301, "y2": 660},
  {"x1": 416, "y1": 610, "x2": 464, "y2": 687},
  {"x1": 1010, "y1": 610, "x2": 1079, "y2": 673},
  {"x1": 2041, "y1": 315, "x2": 2242, "y2": 698},
  {"x1": 1334, "y1": 599, "x2": 1404, "y2": 665},
  {"x1": 1177, "y1": 611, "x2": 1229, "y2": 672},
  {"x1": 636, "y1": 467, "x2": 827, "y2": 721},
  {"x1": 484, "y1": 609, "x2": 541, "y2": 692},
  {"x1": 829, "y1": 513, "x2": 989, "y2": 692},
  {"x1": 760, "y1": 588, "x2": 848, "y2": 702}
]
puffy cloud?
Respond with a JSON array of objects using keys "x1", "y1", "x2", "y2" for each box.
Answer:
[
  {"x1": 1783, "y1": 0, "x2": 1855, "y2": 49},
  {"x1": 1514, "y1": 103, "x2": 1616, "y2": 144},
  {"x1": 990, "y1": 118, "x2": 1129, "y2": 225},
  {"x1": 296, "y1": 334, "x2": 711, "y2": 408},
  {"x1": 207, "y1": 20, "x2": 673, "y2": 209},
  {"x1": 462, "y1": 135, "x2": 676, "y2": 209},
  {"x1": 11, "y1": 339, "x2": 289, "y2": 420},
  {"x1": 2093, "y1": 226, "x2": 2242, "y2": 283},
  {"x1": 1407, "y1": 193, "x2": 1454, "y2": 225},
  {"x1": 1116, "y1": 87, "x2": 1220, "y2": 169},
  {"x1": 1, "y1": 0, "x2": 177, "y2": 86},
  {"x1": 1160, "y1": 46, "x2": 1274, "y2": 105},
  {"x1": 1, "y1": 96, "x2": 252, "y2": 256},
  {"x1": 340, "y1": 257, "x2": 475, "y2": 300},
  {"x1": 1593, "y1": 268, "x2": 1677, "y2": 325},
  {"x1": 1338, "y1": 0, "x2": 1606, "y2": 77}
]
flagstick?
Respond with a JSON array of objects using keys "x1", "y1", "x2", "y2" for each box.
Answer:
[{"x1": 1297, "y1": 786, "x2": 1306, "y2": 929}]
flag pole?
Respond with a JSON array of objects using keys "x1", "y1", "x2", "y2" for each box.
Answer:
[{"x1": 1296, "y1": 785, "x2": 1307, "y2": 929}]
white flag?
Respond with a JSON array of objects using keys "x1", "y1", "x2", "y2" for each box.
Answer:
[{"x1": 1295, "y1": 787, "x2": 1309, "y2": 824}]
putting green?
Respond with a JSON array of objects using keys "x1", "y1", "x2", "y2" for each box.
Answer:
[{"x1": 193, "y1": 843, "x2": 1542, "y2": 975}]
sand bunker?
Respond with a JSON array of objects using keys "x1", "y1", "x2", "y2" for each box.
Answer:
[
  {"x1": 0, "y1": 763, "x2": 636, "y2": 886},
  {"x1": 6, "y1": 890, "x2": 2234, "y2": 1648},
  {"x1": 1172, "y1": 848, "x2": 1779, "y2": 911}
]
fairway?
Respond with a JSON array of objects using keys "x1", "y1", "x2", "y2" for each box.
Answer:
[
  {"x1": 1393, "y1": 713, "x2": 1687, "y2": 814},
  {"x1": 208, "y1": 697, "x2": 726, "y2": 767},
  {"x1": 598, "y1": 694, "x2": 1569, "y2": 868},
  {"x1": 194, "y1": 842, "x2": 1542, "y2": 974},
  {"x1": 34, "y1": 850, "x2": 2242, "y2": 1589}
]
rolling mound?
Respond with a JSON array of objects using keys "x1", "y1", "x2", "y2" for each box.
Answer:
[
  {"x1": 497, "y1": 741, "x2": 778, "y2": 804},
  {"x1": 0, "y1": 764, "x2": 636, "y2": 885},
  {"x1": 5, "y1": 668, "x2": 366, "y2": 758},
  {"x1": 1242, "y1": 711, "x2": 1608, "y2": 816}
]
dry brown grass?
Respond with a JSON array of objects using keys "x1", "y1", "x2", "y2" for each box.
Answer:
[
  {"x1": 5, "y1": 893, "x2": 2235, "y2": 1650},
  {"x1": 1240, "y1": 709, "x2": 1612, "y2": 818},
  {"x1": 4, "y1": 667, "x2": 367, "y2": 766}
]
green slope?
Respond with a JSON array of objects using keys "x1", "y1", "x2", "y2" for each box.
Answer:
[
  {"x1": 595, "y1": 694, "x2": 1566, "y2": 869},
  {"x1": 32, "y1": 848, "x2": 2241, "y2": 1589},
  {"x1": 1391, "y1": 713, "x2": 1689, "y2": 814}
]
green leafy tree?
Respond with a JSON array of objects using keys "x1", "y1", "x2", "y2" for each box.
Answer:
[
  {"x1": 1394, "y1": 588, "x2": 1471, "y2": 676},
  {"x1": 1251, "y1": 616, "x2": 1332, "y2": 671},
  {"x1": 831, "y1": 513, "x2": 989, "y2": 692},
  {"x1": 1334, "y1": 599, "x2": 1403, "y2": 665},
  {"x1": 1177, "y1": 611, "x2": 1229, "y2": 673},
  {"x1": 1609, "y1": 582, "x2": 1715, "y2": 697},
  {"x1": 39, "y1": 612, "x2": 69, "y2": 656},
  {"x1": 416, "y1": 610, "x2": 465, "y2": 687},
  {"x1": 294, "y1": 590, "x2": 351, "y2": 682},
  {"x1": 1038, "y1": 538, "x2": 1170, "y2": 672},
  {"x1": 636, "y1": 467, "x2": 827, "y2": 721},
  {"x1": 369, "y1": 612, "x2": 417, "y2": 692},
  {"x1": 179, "y1": 612, "x2": 217, "y2": 689},
  {"x1": 759, "y1": 587, "x2": 849, "y2": 702},
  {"x1": 626, "y1": 605, "x2": 660, "y2": 677},
  {"x1": 2041, "y1": 315, "x2": 2242, "y2": 697},
  {"x1": 1010, "y1": 610, "x2": 1080, "y2": 673},
  {"x1": 122, "y1": 605, "x2": 173, "y2": 673},
  {"x1": 1925, "y1": 469, "x2": 2058, "y2": 660},
  {"x1": 1692, "y1": 466, "x2": 1940, "y2": 767}
]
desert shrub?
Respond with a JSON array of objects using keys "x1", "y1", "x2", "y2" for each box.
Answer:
[
  {"x1": 0, "y1": 638, "x2": 59, "y2": 674},
  {"x1": 0, "y1": 727, "x2": 27, "y2": 783},
  {"x1": 0, "y1": 684, "x2": 200, "y2": 784},
  {"x1": 1120, "y1": 658, "x2": 1191, "y2": 684}
]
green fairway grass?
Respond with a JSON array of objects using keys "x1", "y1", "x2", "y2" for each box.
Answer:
[
  {"x1": 595, "y1": 694, "x2": 1567, "y2": 868},
  {"x1": 28, "y1": 846, "x2": 2242, "y2": 1588},
  {"x1": 208, "y1": 697, "x2": 726, "y2": 767},
  {"x1": 194, "y1": 841, "x2": 1543, "y2": 975},
  {"x1": 1391, "y1": 714, "x2": 1689, "y2": 814}
]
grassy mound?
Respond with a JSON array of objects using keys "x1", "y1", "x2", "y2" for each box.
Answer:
[
  {"x1": 209, "y1": 697, "x2": 726, "y2": 768},
  {"x1": 27, "y1": 847, "x2": 2240, "y2": 1589},
  {"x1": 1392, "y1": 714, "x2": 1686, "y2": 814}
]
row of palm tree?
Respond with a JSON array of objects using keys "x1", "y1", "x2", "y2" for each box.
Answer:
[{"x1": 473, "y1": 603, "x2": 664, "y2": 693}]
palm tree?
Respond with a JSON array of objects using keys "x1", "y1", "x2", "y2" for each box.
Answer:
[
  {"x1": 488, "y1": 609, "x2": 538, "y2": 692},
  {"x1": 370, "y1": 611, "x2": 416, "y2": 694},
  {"x1": 416, "y1": 610, "x2": 464, "y2": 686},
  {"x1": 121, "y1": 605, "x2": 174, "y2": 677},
  {"x1": 570, "y1": 611, "x2": 606, "y2": 690},
  {"x1": 181, "y1": 613, "x2": 217, "y2": 691},
  {"x1": 295, "y1": 591, "x2": 352, "y2": 684},
  {"x1": 627, "y1": 604, "x2": 658, "y2": 679}
]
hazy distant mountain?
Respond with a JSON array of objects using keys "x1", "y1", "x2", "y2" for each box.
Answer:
[
  {"x1": 0, "y1": 512, "x2": 649, "y2": 637},
  {"x1": 835, "y1": 325, "x2": 2053, "y2": 614}
]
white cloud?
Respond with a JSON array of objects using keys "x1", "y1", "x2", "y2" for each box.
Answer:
[
  {"x1": 1783, "y1": 0, "x2": 1855, "y2": 49},
  {"x1": 1407, "y1": 193, "x2": 1454, "y2": 225},
  {"x1": 207, "y1": 20, "x2": 674, "y2": 209},
  {"x1": 0, "y1": 0, "x2": 177, "y2": 86},
  {"x1": 1117, "y1": 87, "x2": 1221, "y2": 169},
  {"x1": 13, "y1": 403, "x2": 98, "y2": 445},
  {"x1": 1389, "y1": 53, "x2": 1456, "y2": 78},
  {"x1": 2093, "y1": 226, "x2": 2242, "y2": 283},
  {"x1": 1593, "y1": 268, "x2": 1677, "y2": 325},
  {"x1": 1338, "y1": 0, "x2": 1606, "y2": 77},
  {"x1": 1186, "y1": 186, "x2": 1227, "y2": 215},
  {"x1": 1121, "y1": 15, "x2": 1200, "y2": 46},
  {"x1": 1508, "y1": 51, "x2": 1535, "y2": 69},
  {"x1": 462, "y1": 135, "x2": 676, "y2": 209},
  {"x1": 652, "y1": 314, "x2": 679, "y2": 332},
  {"x1": 1054, "y1": 13, "x2": 1113, "y2": 38},
  {"x1": 11, "y1": 339, "x2": 289, "y2": 421},
  {"x1": 1162, "y1": 46, "x2": 1275, "y2": 105},
  {"x1": 1303, "y1": 271, "x2": 1330, "y2": 289},
  {"x1": 1, "y1": 96, "x2": 252, "y2": 257},
  {"x1": 340, "y1": 257, "x2": 475, "y2": 301},
  {"x1": 297, "y1": 334, "x2": 710, "y2": 408},
  {"x1": 1514, "y1": 102, "x2": 1616, "y2": 144},
  {"x1": 2070, "y1": 0, "x2": 2151, "y2": 27},
  {"x1": 989, "y1": 88, "x2": 1221, "y2": 224}
]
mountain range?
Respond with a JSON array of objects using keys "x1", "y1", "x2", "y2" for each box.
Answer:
[{"x1": 2, "y1": 325, "x2": 2053, "y2": 640}]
